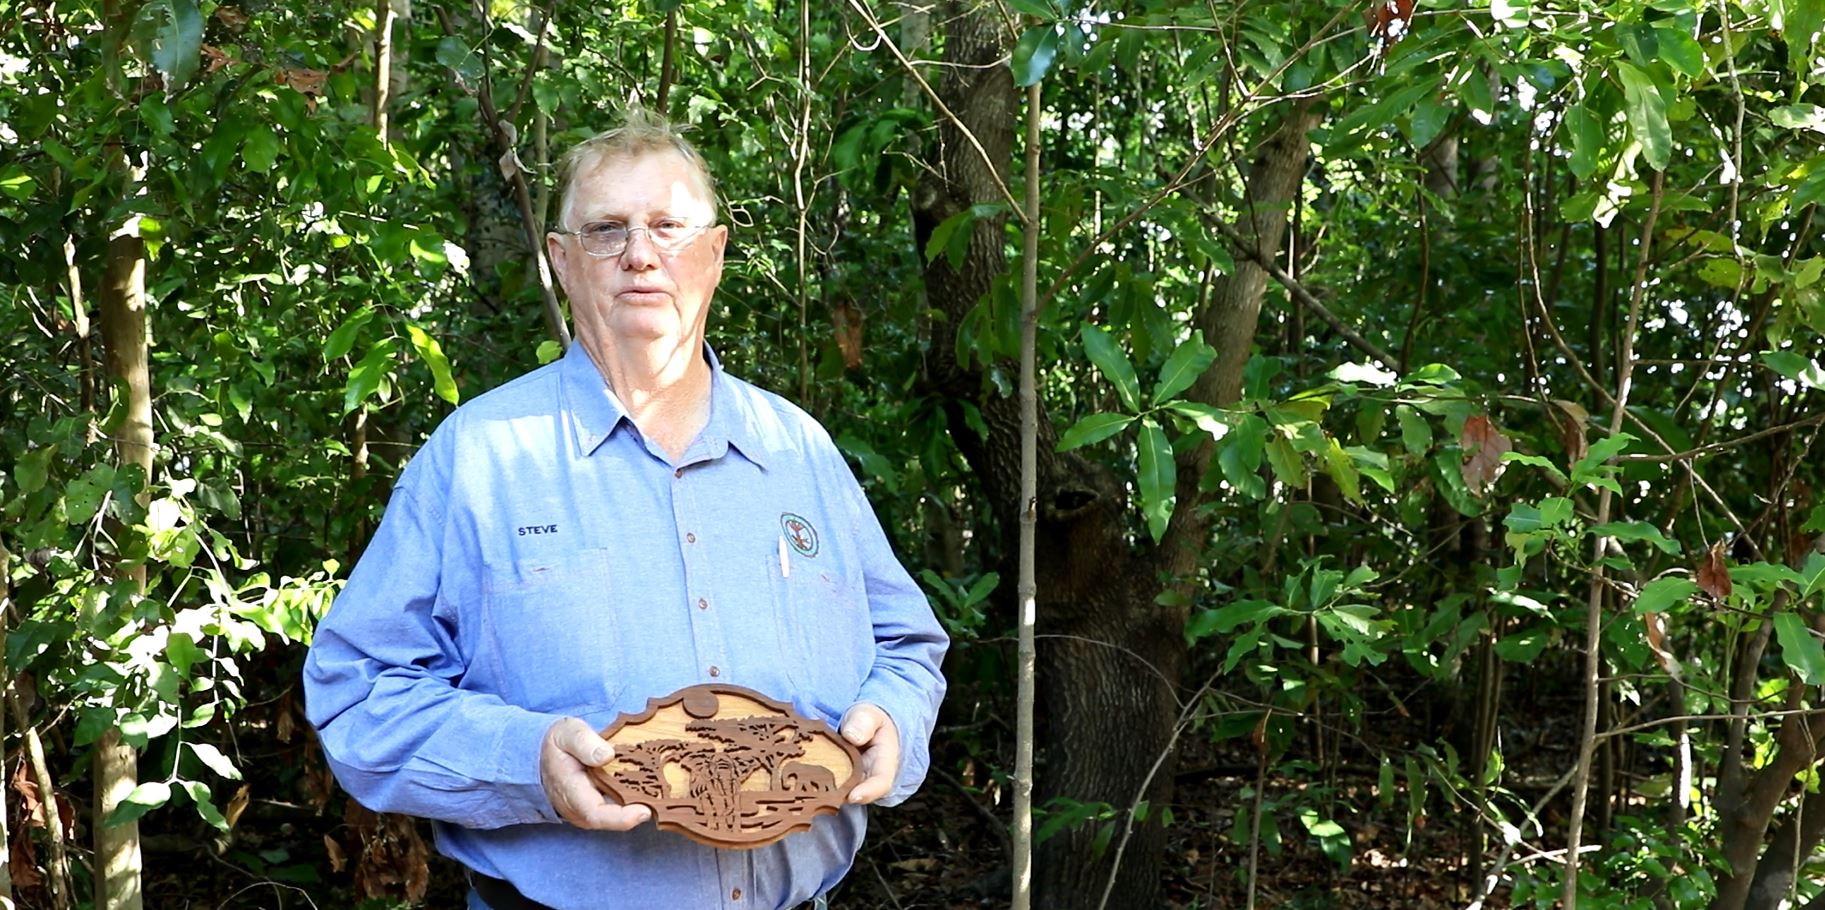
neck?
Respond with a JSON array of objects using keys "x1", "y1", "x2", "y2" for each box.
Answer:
[{"x1": 581, "y1": 333, "x2": 712, "y2": 461}]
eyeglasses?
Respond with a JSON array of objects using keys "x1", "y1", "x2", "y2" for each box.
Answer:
[{"x1": 552, "y1": 221, "x2": 715, "y2": 258}]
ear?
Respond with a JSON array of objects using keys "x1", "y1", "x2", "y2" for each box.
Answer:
[{"x1": 547, "y1": 232, "x2": 571, "y2": 294}]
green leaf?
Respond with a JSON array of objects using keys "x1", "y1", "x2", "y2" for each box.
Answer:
[
  {"x1": 180, "y1": 780, "x2": 230, "y2": 832},
  {"x1": 1494, "y1": 628, "x2": 1551, "y2": 663},
  {"x1": 1567, "y1": 102, "x2": 1604, "y2": 181},
  {"x1": 1331, "y1": 76, "x2": 1445, "y2": 151},
  {"x1": 1152, "y1": 334, "x2": 1217, "y2": 405},
  {"x1": 342, "y1": 338, "x2": 398, "y2": 416},
  {"x1": 188, "y1": 743, "x2": 243, "y2": 781},
  {"x1": 1220, "y1": 415, "x2": 1268, "y2": 500},
  {"x1": 1784, "y1": 0, "x2": 1825, "y2": 77},
  {"x1": 1591, "y1": 521, "x2": 1681, "y2": 554},
  {"x1": 64, "y1": 463, "x2": 116, "y2": 526},
  {"x1": 1166, "y1": 401, "x2": 1229, "y2": 439},
  {"x1": 324, "y1": 307, "x2": 375, "y2": 361},
  {"x1": 536, "y1": 339, "x2": 563, "y2": 364},
  {"x1": 1615, "y1": 62, "x2": 1671, "y2": 171},
  {"x1": 108, "y1": 781, "x2": 172, "y2": 827},
  {"x1": 406, "y1": 324, "x2": 460, "y2": 405},
  {"x1": 1012, "y1": 26, "x2": 1060, "y2": 87},
  {"x1": 1633, "y1": 578, "x2": 1698, "y2": 614},
  {"x1": 165, "y1": 631, "x2": 204, "y2": 676},
  {"x1": 1330, "y1": 362, "x2": 1398, "y2": 387},
  {"x1": 1801, "y1": 551, "x2": 1825, "y2": 599},
  {"x1": 1058, "y1": 413, "x2": 1134, "y2": 451},
  {"x1": 435, "y1": 36, "x2": 484, "y2": 87},
  {"x1": 1771, "y1": 104, "x2": 1825, "y2": 135},
  {"x1": 143, "y1": 0, "x2": 203, "y2": 93},
  {"x1": 923, "y1": 203, "x2": 1002, "y2": 269},
  {"x1": 1763, "y1": 350, "x2": 1825, "y2": 390},
  {"x1": 1137, "y1": 418, "x2": 1176, "y2": 543},
  {"x1": 1081, "y1": 326, "x2": 1142, "y2": 412},
  {"x1": 1396, "y1": 405, "x2": 1431, "y2": 455},
  {"x1": 242, "y1": 124, "x2": 280, "y2": 174},
  {"x1": 1653, "y1": 26, "x2": 1705, "y2": 78},
  {"x1": 1007, "y1": 0, "x2": 1060, "y2": 18},
  {"x1": 1323, "y1": 438, "x2": 1362, "y2": 504},
  {"x1": 1774, "y1": 612, "x2": 1825, "y2": 685}
]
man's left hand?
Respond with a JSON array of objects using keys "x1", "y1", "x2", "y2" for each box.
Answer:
[{"x1": 839, "y1": 704, "x2": 900, "y2": 805}]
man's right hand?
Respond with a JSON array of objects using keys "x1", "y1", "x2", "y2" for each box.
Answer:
[{"x1": 540, "y1": 717, "x2": 653, "y2": 830}]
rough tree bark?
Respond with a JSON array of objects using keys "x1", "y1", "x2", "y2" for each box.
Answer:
[
  {"x1": 911, "y1": 4, "x2": 1319, "y2": 901},
  {"x1": 93, "y1": 2, "x2": 149, "y2": 905},
  {"x1": 95, "y1": 203, "x2": 150, "y2": 910}
]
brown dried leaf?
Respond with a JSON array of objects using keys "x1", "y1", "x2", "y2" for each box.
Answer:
[
  {"x1": 12, "y1": 757, "x2": 44, "y2": 827},
  {"x1": 225, "y1": 783, "x2": 251, "y2": 829},
  {"x1": 1552, "y1": 399, "x2": 1589, "y2": 463},
  {"x1": 1642, "y1": 611, "x2": 1682, "y2": 679},
  {"x1": 276, "y1": 690, "x2": 296, "y2": 743},
  {"x1": 275, "y1": 67, "x2": 326, "y2": 110},
  {"x1": 213, "y1": 6, "x2": 249, "y2": 30},
  {"x1": 1459, "y1": 414, "x2": 1513, "y2": 495},
  {"x1": 1699, "y1": 541, "x2": 1733, "y2": 601},
  {"x1": 325, "y1": 833, "x2": 348, "y2": 873},
  {"x1": 832, "y1": 300, "x2": 864, "y2": 370},
  {"x1": 350, "y1": 807, "x2": 430, "y2": 902},
  {"x1": 201, "y1": 44, "x2": 232, "y2": 76},
  {"x1": 9, "y1": 826, "x2": 43, "y2": 892}
]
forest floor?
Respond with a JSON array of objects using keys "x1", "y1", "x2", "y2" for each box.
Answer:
[{"x1": 104, "y1": 727, "x2": 1517, "y2": 910}]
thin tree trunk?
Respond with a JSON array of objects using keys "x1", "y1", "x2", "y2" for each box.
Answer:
[
  {"x1": 95, "y1": 227, "x2": 150, "y2": 910},
  {"x1": 0, "y1": 543, "x2": 12, "y2": 908},
  {"x1": 1565, "y1": 170, "x2": 1663, "y2": 906},
  {"x1": 94, "y1": 3, "x2": 149, "y2": 903},
  {"x1": 7, "y1": 693, "x2": 71, "y2": 910},
  {"x1": 1011, "y1": 77, "x2": 1041, "y2": 910}
]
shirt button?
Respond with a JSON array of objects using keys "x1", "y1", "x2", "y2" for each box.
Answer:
[
  {"x1": 686, "y1": 532, "x2": 697, "y2": 543},
  {"x1": 674, "y1": 468, "x2": 684, "y2": 479},
  {"x1": 697, "y1": 598, "x2": 708, "y2": 610},
  {"x1": 731, "y1": 888, "x2": 741, "y2": 900},
  {"x1": 709, "y1": 665, "x2": 721, "y2": 677}
]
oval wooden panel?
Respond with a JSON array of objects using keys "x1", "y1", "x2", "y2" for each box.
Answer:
[{"x1": 588, "y1": 684, "x2": 863, "y2": 849}]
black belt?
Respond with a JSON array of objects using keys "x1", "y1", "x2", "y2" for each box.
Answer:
[{"x1": 469, "y1": 871, "x2": 556, "y2": 910}]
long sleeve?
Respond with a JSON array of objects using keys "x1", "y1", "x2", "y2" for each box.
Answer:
[
  {"x1": 843, "y1": 474, "x2": 950, "y2": 807},
  {"x1": 303, "y1": 472, "x2": 561, "y2": 829}
]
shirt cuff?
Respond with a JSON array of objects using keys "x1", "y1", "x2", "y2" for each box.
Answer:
[
  {"x1": 853, "y1": 679, "x2": 930, "y2": 807},
  {"x1": 489, "y1": 708, "x2": 567, "y2": 824}
]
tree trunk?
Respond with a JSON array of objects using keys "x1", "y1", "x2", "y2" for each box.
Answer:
[{"x1": 95, "y1": 229, "x2": 150, "y2": 910}]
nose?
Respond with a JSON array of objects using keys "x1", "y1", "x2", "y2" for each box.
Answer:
[{"x1": 619, "y1": 228, "x2": 661, "y2": 269}]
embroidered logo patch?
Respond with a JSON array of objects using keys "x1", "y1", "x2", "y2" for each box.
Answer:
[{"x1": 780, "y1": 513, "x2": 819, "y2": 558}]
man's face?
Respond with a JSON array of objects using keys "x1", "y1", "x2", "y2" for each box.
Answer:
[{"x1": 548, "y1": 151, "x2": 728, "y2": 355}]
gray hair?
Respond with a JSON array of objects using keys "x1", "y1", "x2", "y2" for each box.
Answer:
[{"x1": 551, "y1": 107, "x2": 720, "y2": 229}]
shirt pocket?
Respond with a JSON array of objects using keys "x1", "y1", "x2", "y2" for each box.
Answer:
[
  {"x1": 767, "y1": 553, "x2": 871, "y2": 717},
  {"x1": 480, "y1": 548, "x2": 625, "y2": 713}
]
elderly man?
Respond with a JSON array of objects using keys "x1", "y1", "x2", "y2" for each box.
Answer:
[{"x1": 303, "y1": 109, "x2": 949, "y2": 910}]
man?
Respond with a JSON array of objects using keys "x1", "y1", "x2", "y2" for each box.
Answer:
[{"x1": 303, "y1": 109, "x2": 949, "y2": 910}]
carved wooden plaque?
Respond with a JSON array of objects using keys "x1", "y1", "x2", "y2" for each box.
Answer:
[{"x1": 588, "y1": 684, "x2": 863, "y2": 849}]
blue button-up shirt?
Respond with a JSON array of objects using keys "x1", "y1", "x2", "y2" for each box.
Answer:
[{"x1": 303, "y1": 342, "x2": 949, "y2": 910}]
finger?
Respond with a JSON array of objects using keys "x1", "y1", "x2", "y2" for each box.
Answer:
[
  {"x1": 566, "y1": 786, "x2": 654, "y2": 831},
  {"x1": 847, "y1": 763, "x2": 893, "y2": 805},
  {"x1": 840, "y1": 706, "x2": 881, "y2": 747},
  {"x1": 556, "y1": 718, "x2": 616, "y2": 767}
]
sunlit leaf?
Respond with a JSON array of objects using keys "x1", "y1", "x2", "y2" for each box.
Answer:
[
  {"x1": 1137, "y1": 418, "x2": 1176, "y2": 543},
  {"x1": 406, "y1": 323, "x2": 460, "y2": 405},
  {"x1": 1615, "y1": 62, "x2": 1671, "y2": 171}
]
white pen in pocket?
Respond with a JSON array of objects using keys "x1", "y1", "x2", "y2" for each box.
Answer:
[{"x1": 778, "y1": 534, "x2": 791, "y2": 579}]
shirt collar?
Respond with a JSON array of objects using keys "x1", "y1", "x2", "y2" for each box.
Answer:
[{"x1": 560, "y1": 340, "x2": 771, "y2": 470}]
